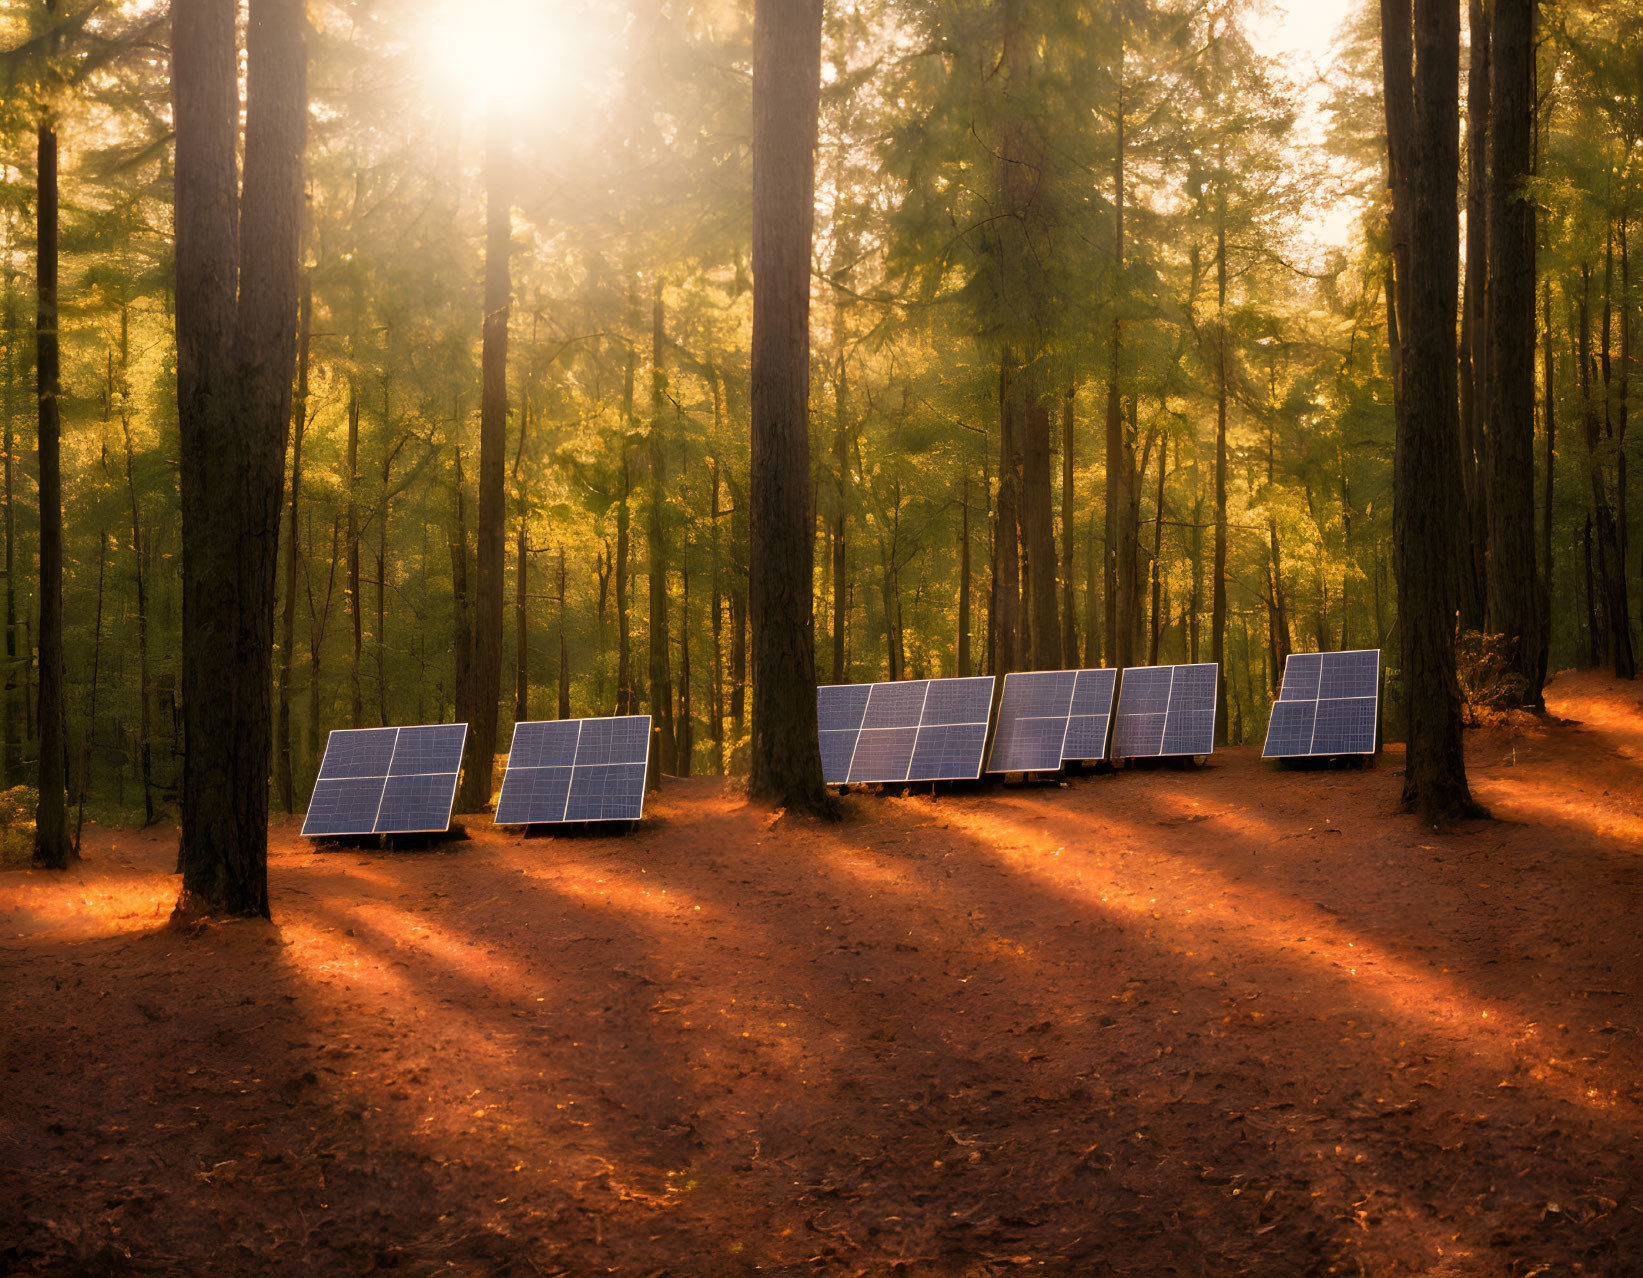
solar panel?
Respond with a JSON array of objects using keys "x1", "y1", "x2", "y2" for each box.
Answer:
[
  {"x1": 1261, "y1": 649, "x2": 1381, "y2": 757},
  {"x1": 987, "y1": 668, "x2": 1118, "y2": 772},
  {"x1": 1110, "y1": 663, "x2": 1218, "y2": 759},
  {"x1": 301, "y1": 723, "x2": 468, "y2": 837},
  {"x1": 493, "y1": 715, "x2": 652, "y2": 824},
  {"x1": 816, "y1": 677, "x2": 995, "y2": 784}
]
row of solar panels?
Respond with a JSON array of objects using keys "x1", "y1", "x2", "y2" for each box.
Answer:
[
  {"x1": 301, "y1": 716, "x2": 653, "y2": 836},
  {"x1": 820, "y1": 649, "x2": 1381, "y2": 784},
  {"x1": 300, "y1": 650, "x2": 1380, "y2": 834}
]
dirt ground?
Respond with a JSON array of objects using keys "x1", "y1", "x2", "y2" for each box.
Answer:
[{"x1": 3, "y1": 672, "x2": 1641, "y2": 1277}]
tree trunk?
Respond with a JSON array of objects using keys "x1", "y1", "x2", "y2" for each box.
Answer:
[
  {"x1": 275, "y1": 263, "x2": 310, "y2": 812},
  {"x1": 458, "y1": 102, "x2": 511, "y2": 810},
  {"x1": 994, "y1": 359, "x2": 1022, "y2": 678},
  {"x1": 1579, "y1": 263, "x2": 1635, "y2": 677},
  {"x1": 1212, "y1": 215, "x2": 1230, "y2": 740},
  {"x1": 514, "y1": 522, "x2": 528, "y2": 723},
  {"x1": 677, "y1": 546, "x2": 693, "y2": 777},
  {"x1": 1103, "y1": 51, "x2": 1139, "y2": 672},
  {"x1": 1, "y1": 264, "x2": 17, "y2": 786},
  {"x1": 747, "y1": 0, "x2": 828, "y2": 811},
  {"x1": 1060, "y1": 386, "x2": 1077, "y2": 666},
  {"x1": 1542, "y1": 278, "x2": 1555, "y2": 643},
  {"x1": 647, "y1": 278, "x2": 676, "y2": 776},
  {"x1": 616, "y1": 453, "x2": 632, "y2": 714},
  {"x1": 557, "y1": 547, "x2": 570, "y2": 720},
  {"x1": 1483, "y1": 0, "x2": 1547, "y2": 704},
  {"x1": 959, "y1": 475, "x2": 972, "y2": 677},
  {"x1": 1380, "y1": 0, "x2": 1482, "y2": 821},
  {"x1": 120, "y1": 419, "x2": 154, "y2": 826},
  {"x1": 729, "y1": 470, "x2": 748, "y2": 742},
  {"x1": 1149, "y1": 431, "x2": 1167, "y2": 664},
  {"x1": 76, "y1": 524, "x2": 109, "y2": 850},
  {"x1": 1457, "y1": 0, "x2": 1489, "y2": 631},
  {"x1": 346, "y1": 388, "x2": 362, "y2": 727},
  {"x1": 710, "y1": 456, "x2": 725, "y2": 773},
  {"x1": 449, "y1": 441, "x2": 474, "y2": 730},
  {"x1": 172, "y1": 0, "x2": 306, "y2": 917},
  {"x1": 33, "y1": 0, "x2": 69, "y2": 867}
]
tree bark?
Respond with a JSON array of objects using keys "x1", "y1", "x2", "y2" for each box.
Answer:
[
  {"x1": 275, "y1": 263, "x2": 310, "y2": 812},
  {"x1": 1103, "y1": 47, "x2": 1139, "y2": 672},
  {"x1": 1060, "y1": 386, "x2": 1077, "y2": 666},
  {"x1": 120, "y1": 418, "x2": 154, "y2": 826},
  {"x1": 557, "y1": 547, "x2": 570, "y2": 720},
  {"x1": 959, "y1": 475, "x2": 972, "y2": 677},
  {"x1": 2, "y1": 263, "x2": 18, "y2": 786},
  {"x1": 172, "y1": 0, "x2": 306, "y2": 916},
  {"x1": 1212, "y1": 213, "x2": 1230, "y2": 741},
  {"x1": 1483, "y1": 0, "x2": 1547, "y2": 704},
  {"x1": 458, "y1": 103, "x2": 511, "y2": 810},
  {"x1": 1457, "y1": 0, "x2": 1489, "y2": 631},
  {"x1": 647, "y1": 278, "x2": 676, "y2": 776},
  {"x1": 346, "y1": 388, "x2": 362, "y2": 727},
  {"x1": 34, "y1": 0, "x2": 70, "y2": 867},
  {"x1": 1381, "y1": 0, "x2": 1483, "y2": 821},
  {"x1": 747, "y1": 0, "x2": 828, "y2": 811}
]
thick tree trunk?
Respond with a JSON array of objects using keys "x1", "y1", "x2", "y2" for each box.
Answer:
[
  {"x1": 458, "y1": 104, "x2": 511, "y2": 810},
  {"x1": 1103, "y1": 60, "x2": 1139, "y2": 671},
  {"x1": 747, "y1": 0, "x2": 828, "y2": 811},
  {"x1": 2, "y1": 268, "x2": 18, "y2": 785},
  {"x1": 172, "y1": 0, "x2": 306, "y2": 917},
  {"x1": 1542, "y1": 279, "x2": 1555, "y2": 639},
  {"x1": 1483, "y1": 0, "x2": 1547, "y2": 704},
  {"x1": 1579, "y1": 264, "x2": 1635, "y2": 677},
  {"x1": 34, "y1": 25, "x2": 70, "y2": 867},
  {"x1": 647, "y1": 279, "x2": 676, "y2": 776},
  {"x1": 275, "y1": 265, "x2": 310, "y2": 812},
  {"x1": 1457, "y1": 0, "x2": 1489, "y2": 631},
  {"x1": 1381, "y1": 0, "x2": 1482, "y2": 821}
]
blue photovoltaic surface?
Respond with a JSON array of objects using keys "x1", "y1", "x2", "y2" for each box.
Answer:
[
  {"x1": 987, "y1": 668, "x2": 1118, "y2": 773},
  {"x1": 1110, "y1": 664, "x2": 1219, "y2": 759},
  {"x1": 1262, "y1": 649, "x2": 1381, "y2": 757},
  {"x1": 493, "y1": 715, "x2": 652, "y2": 824},
  {"x1": 302, "y1": 724, "x2": 468, "y2": 837},
  {"x1": 816, "y1": 677, "x2": 995, "y2": 784}
]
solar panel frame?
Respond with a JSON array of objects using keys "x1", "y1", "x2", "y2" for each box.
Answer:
[
  {"x1": 1261, "y1": 649, "x2": 1381, "y2": 758},
  {"x1": 1109, "y1": 664, "x2": 1219, "y2": 760},
  {"x1": 493, "y1": 715, "x2": 653, "y2": 825},
  {"x1": 301, "y1": 723, "x2": 468, "y2": 837},
  {"x1": 816, "y1": 677, "x2": 996, "y2": 785},
  {"x1": 986, "y1": 667, "x2": 1118, "y2": 773}
]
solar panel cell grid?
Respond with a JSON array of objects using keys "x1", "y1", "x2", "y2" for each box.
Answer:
[
  {"x1": 302, "y1": 724, "x2": 467, "y2": 837},
  {"x1": 1111, "y1": 664, "x2": 1218, "y2": 758},
  {"x1": 817, "y1": 677, "x2": 995, "y2": 784},
  {"x1": 493, "y1": 715, "x2": 652, "y2": 824},
  {"x1": 1261, "y1": 649, "x2": 1380, "y2": 757},
  {"x1": 986, "y1": 668, "x2": 1117, "y2": 773}
]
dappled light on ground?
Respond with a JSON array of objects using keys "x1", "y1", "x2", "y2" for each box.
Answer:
[{"x1": 3, "y1": 673, "x2": 1641, "y2": 1274}]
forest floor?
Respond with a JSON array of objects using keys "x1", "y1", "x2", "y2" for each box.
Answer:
[{"x1": 3, "y1": 673, "x2": 1642, "y2": 1277}]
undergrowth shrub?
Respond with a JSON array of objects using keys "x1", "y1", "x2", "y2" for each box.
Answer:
[
  {"x1": 0, "y1": 785, "x2": 37, "y2": 864},
  {"x1": 1456, "y1": 631, "x2": 1531, "y2": 724}
]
